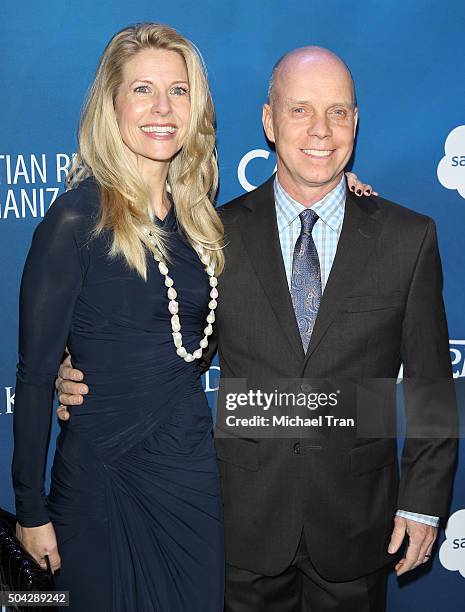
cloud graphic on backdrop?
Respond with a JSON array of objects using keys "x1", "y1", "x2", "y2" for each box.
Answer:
[
  {"x1": 439, "y1": 509, "x2": 465, "y2": 578},
  {"x1": 437, "y1": 126, "x2": 465, "y2": 199}
]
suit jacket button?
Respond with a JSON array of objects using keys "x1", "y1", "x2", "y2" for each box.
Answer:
[{"x1": 293, "y1": 442, "x2": 301, "y2": 454}]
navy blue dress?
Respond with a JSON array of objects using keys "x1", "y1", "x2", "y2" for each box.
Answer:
[{"x1": 12, "y1": 178, "x2": 224, "y2": 611}]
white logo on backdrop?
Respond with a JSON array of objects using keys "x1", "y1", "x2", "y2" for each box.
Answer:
[
  {"x1": 1, "y1": 387, "x2": 14, "y2": 415},
  {"x1": 450, "y1": 340, "x2": 465, "y2": 378},
  {"x1": 439, "y1": 509, "x2": 465, "y2": 578},
  {"x1": 437, "y1": 126, "x2": 465, "y2": 199},
  {"x1": 237, "y1": 149, "x2": 275, "y2": 192},
  {"x1": 203, "y1": 365, "x2": 220, "y2": 393},
  {"x1": 0, "y1": 153, "x2": 70, "y2": 220},
  {"x1": 397, "y1": 340, "x2": 465, "y2": 381}
]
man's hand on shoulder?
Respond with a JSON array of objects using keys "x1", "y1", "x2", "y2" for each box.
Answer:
[
  {"x1": 388, "y1": 515, "x2": 437, "y2": 576},
  {"x1": 55, "y1": 353, "x2": 88, "y2": 421}
]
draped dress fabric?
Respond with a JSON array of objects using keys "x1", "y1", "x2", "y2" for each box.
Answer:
[{"x1": 12, "y1": 178, "x2": 224, "y2": 611}]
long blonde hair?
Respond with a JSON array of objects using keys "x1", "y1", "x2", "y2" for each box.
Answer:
[{"x1": 67, "y1": 23, "x2": 224, "y2": 278}]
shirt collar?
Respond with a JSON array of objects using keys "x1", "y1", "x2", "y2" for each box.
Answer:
[{"x1": 274, "y1": 174, "x2": 346, "y2": 235}]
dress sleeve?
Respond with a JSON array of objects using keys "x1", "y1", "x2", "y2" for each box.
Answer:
[{"x1": 12, "y1": 192, "x2": 87, "y2": 527}]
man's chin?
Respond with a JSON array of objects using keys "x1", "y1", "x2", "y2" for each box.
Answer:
[{"x1": 300, "y1": 171, "x2": 344, "y2": 190}]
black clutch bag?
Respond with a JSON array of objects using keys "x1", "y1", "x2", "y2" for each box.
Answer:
[{"x1": 0, "y1": 507, "x2": 53, "y2": 603}]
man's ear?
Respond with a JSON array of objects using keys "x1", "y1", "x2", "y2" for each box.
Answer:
[
  {"x1": 353, "y1": 107, "x2": 359, "y2": 137},
  {"x1": 262, "y1": 103, "x2": 275, "y2": 143}
]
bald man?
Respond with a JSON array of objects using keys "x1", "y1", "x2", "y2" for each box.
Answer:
[{"x1": 56, "y1": 47, "x2": 457, "y2": 611}]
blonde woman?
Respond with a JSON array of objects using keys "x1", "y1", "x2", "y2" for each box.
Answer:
[{"x1": 12, "y1": 23, "x2": 225, "y2": 611}]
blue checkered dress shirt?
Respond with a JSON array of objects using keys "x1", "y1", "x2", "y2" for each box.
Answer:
[{"x1": 273, "y1": 175, "x2": 439, "y2": 528}]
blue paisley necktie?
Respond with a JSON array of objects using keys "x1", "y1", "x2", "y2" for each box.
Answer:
[{"x1": 291, "y1": 209, "x2": 322, "y2": 352}]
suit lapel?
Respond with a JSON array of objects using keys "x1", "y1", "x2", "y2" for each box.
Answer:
[
  {"x1": 238, "y1": 176, "x2": 305, "y2": 360},
  {"x1": 304, "y1": 189, "x2": 382, "y2": 367}
]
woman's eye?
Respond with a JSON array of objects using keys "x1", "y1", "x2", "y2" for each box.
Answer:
[
  {"x1": 170, "y1": 86, "x2": 189, "y2": 96},
  {"x1": 134, "y1": 85, "x2": 150, "y2": 93}
]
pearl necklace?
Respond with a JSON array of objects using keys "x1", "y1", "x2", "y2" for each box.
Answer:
[{"x1": 145, "y1": 230, "x2": 218, "y2": 363}]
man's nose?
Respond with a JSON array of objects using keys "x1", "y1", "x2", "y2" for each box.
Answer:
[{"x1": 307, "y1": 114, "x2": 332, "y2": 138}]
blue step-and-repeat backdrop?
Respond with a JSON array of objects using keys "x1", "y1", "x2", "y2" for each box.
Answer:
[{"x1": 1, "y1": 1, "x2": 464, "y2": 609}]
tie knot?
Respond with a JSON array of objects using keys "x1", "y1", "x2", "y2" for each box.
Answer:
[{"x1": 299, "y1": 209, "x2": 319, "y2": 235}]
